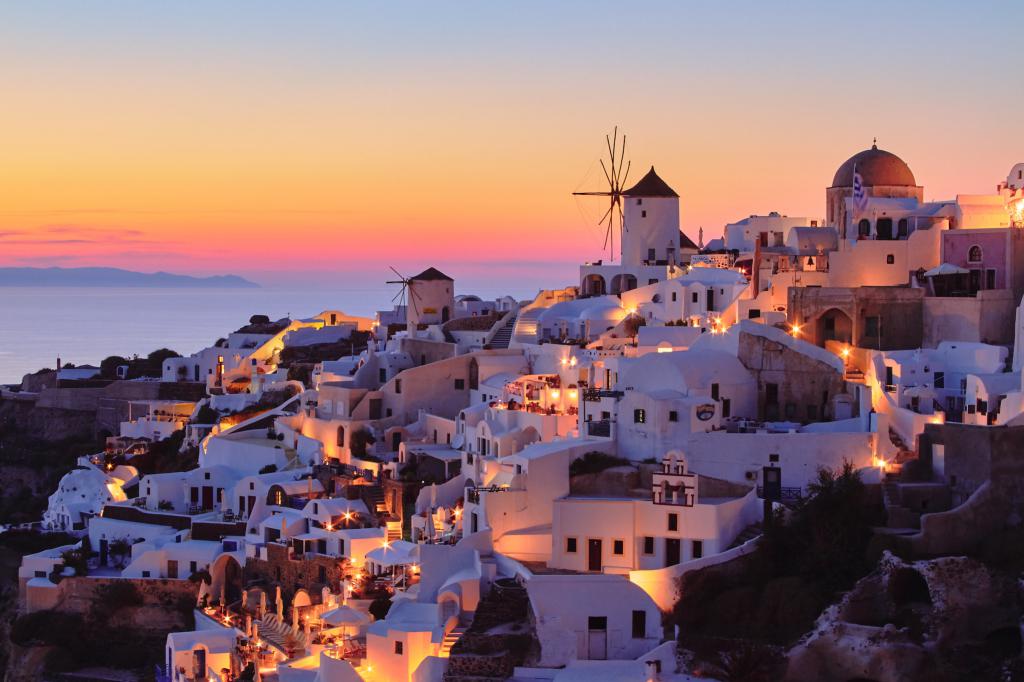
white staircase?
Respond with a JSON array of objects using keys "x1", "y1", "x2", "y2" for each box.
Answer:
[
  {"x1": 440, "y1": 626, "x2": 467, "y2": 657},
  {"x1": 510, "y1": 308, "x2": 544, "y2": 346},
  {"x1": 488, "y1": 313, "x2": 518, "y2": 349},
  {"x1": 259, "y1": 613, "x2": 307, "y2": 652}
]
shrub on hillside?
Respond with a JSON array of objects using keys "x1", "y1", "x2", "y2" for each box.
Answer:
[{"x1": 569, "y1": 451, "x2": 631, "y2": 477}]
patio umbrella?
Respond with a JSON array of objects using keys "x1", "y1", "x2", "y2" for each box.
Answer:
[
  {"x1": 924, "y1": 262, "x2": 969, "y2": 276},
  {"x1": 320, "y1": 604, "x2": 370, "y2": 633}
]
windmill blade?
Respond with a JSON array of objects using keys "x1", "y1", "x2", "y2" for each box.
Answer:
[
  {"x1": 618, "y1": 160, "x2": 631, "y2": 192},
  {"x1": 603, "y1": 216, "x2": 613, "y2": 250},
  {"x1": 573, "y1": 191, "x2": 613, "y2": 196},
  {"x1": 599, "y1": 159, "x2": 613, "y2": 189},
  {"x1": 389, "y1": 266, "x2": 406, "y2": 280},
  {"x1": 391, "y1": 286, "x2": 405, "y2": 304},
  {"x1": 596, "y1": 203, "x2": 613, "y2": 228},
  {"x1": 618, "y1": 203, "x2": 627, "y2": 233}
]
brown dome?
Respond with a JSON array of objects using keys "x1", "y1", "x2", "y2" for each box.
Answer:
[{"x1": 831, "y1": 144, "x2": 916, "y2": 188}]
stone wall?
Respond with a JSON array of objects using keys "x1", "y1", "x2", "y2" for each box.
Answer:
[
  {"x1": 738, "y1": 330, "x2": 849, "y2": 422},
  {"x1": 788, "y1": 286, "x2": 924, "y2": 351},
  {"x1": 46, "y1": 575, "x2": 198, "y2": 631},
  {"x1": 908, "y1": 423, "x2": 1024, "y2": 556},
  {"x1": 243, "y1": 542, "x2": 344, "y2": 604}
]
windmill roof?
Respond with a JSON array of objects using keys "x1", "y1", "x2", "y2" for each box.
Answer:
[
  {"x1": 679, "y1": 230, "x2": 698, "y2": 249},
  {"x1": 411, "y1": 267, "x2": 454, "y2": 282},
  {"x1": 624, "y1": 166, "x2": 678, "y2": 198}
]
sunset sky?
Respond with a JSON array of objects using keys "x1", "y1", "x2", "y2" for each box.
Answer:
[{"x1": 1, "y1": 1, "x2": 1021, "y2": 289}]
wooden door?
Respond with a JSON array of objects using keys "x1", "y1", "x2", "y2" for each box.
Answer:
[
  {"x1": 587, "y1": 539, "x2": 602, "y2": 572},
  {"x1": 665, "y1": 538, "x2": 681, "y2": 567}
]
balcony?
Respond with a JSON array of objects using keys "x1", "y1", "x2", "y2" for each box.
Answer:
[
  {"x1": 582, "y1": 388, "x2": 624, "y2": 403},
  {"x1": 756, "y1": 485, "x2": 803, "y2": 502}
]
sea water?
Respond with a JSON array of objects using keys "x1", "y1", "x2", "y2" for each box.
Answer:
[{"x1": 0, "y1": 286, "x2": 393, "y2": 384}]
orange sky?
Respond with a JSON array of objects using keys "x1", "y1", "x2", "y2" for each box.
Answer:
[{"x1": 1, "y1": 2, "x2": 1020, "y2": 287}]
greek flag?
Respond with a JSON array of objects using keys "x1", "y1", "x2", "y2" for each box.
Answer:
[{"x1": 853, "y1": 164, "x2": 868, "y2": 212}]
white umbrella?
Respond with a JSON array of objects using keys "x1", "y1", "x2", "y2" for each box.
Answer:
[
  {"x1": 320, "y1": 604, "x2": 370, "y2": 628},
  {"x1": 924, "y1": 262, "x2": 969, "y2": 277}
]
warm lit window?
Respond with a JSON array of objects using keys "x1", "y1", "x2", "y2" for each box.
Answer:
[
  {"x1": 634, "y1": 409, "x2": 646, "y2": 424},
  {"x1": 968, "y1": 245, "x2": 983, "y2": 263}
]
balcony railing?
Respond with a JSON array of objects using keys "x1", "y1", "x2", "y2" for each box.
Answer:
[
  {"x1": 582, "y1": 388, "x2": 624, "y2": 402},
  {"x1": 756, "y1": 486, "x2": 803, "y2": 502}
]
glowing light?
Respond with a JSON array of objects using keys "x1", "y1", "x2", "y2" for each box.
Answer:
[
  {"x1": 714, "y1": 317, "x2": 722, "y2": 326},
  {"x1": 840, "y1": 347, "x2": 850, "y2": 358},
  {"x1": 569, "y1": 357, "x2": 577, "y2": 367},
  {"x1": 559, "y1": 357, "x2": 568, "y2": 366},
  {"x1": 454, "y1": 508, "x2": 462, "y2": 518},
  {"x1": 790, "y1": 324, "x2": 801, "y2": 337},
  {"x1": 568, "y1": 389, "x2": 578, "y2": 400},
  {"x1": 550, "y1": 389, "x2": 560, "y2": 400},
  {"x1": 382, "y1": 540, "x2": 391, "y2": 550}
]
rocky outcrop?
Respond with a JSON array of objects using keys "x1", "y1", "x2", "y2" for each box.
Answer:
[{"x1": 785, "y1": 552, "x2": 1021, "y2": 682}]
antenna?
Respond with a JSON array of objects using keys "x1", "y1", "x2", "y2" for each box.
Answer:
[{"x1": 573, "y1": 127, "x2": 631, "y2": 261}]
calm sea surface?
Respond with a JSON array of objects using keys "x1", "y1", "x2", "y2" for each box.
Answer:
[{"x1": 0, "y1": 286, "x2": 394, "y2": 384}]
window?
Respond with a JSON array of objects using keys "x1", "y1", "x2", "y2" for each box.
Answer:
[
  {"x1": 633, "y1": 408, "x2": 646, "y2": 424},
  {"x1": 466, "y1": 452, "x2": 474, "y2": 464},
  {"x1": 968, "y1": 245, "x2": 983, "y2": 262},
  {"x1": 613, "y1": 539, "x2": 624, "y2": 555},
  {"x1": 454, "y1": 379, "x2": 465, "y2": 390},
  {"x1": 394, "y1": 379, "x2": 401, "y2": 394},
  {"x1": 722, "y1": 398, "x2": 731, "y2": 418},
  {"x1": 190, "y1": 561, "x2": 197, "y2": 574},
  {"x1": 204, "y1": 472, "x2": 210, "y2": 480},
  {"x1": 669, "y1": 410, "x2": 678, "y2": 422},
  {"x1": 632, "y1": 610, "x2": 646, "y2": 638},
  {"x1": 691, "y1": 292, "x2": 698, "y2": 303},
  {"x1": 566, "y1": 537, "x2": 578, "y2": 553},
  {"x1": 668, "y1": 513, "x2": 678, "y2": 531},
  {"x1": 987, "y1": 269, "x2": 996, "y2": 289},
  {"x1": 643, "y1": 536, "x2": 655, "y2": 554},
  {"x1": 394, "y1": 641, "x2": 403, "y2": 655},
  {"x1": 886, "y1": 254, "x2": 895, "y2": 265},
  {"x1": 934, "y1": 372, "x2": 945, "y2": 389},
  {"x1": 142, "y1": 570, "x2": 151, "y2": 578},
  {"x1": 765, "y1": 383, "x2": 779, "y2": 405},
  {"x1": 858, "y1": 219, "x2": 870, "y2": 237},
  {"x1": 379, "y1": 368, "x2": 387, "y2": 383},
  {"x1": 692, "y1": 540, "x2": 703, "y2": 559},
  {"x1": 636, "y1": 198, "x2": 642, "y2": 205},
  {"x1": 898, "y1": 218, "x2": 909, "y2": 238},
  {"x1": 978, "y1": 399, "x2": 988, "y2": 415},
  {"x1": 748, "y1": 308, "x2": 761, "y2": 319},
  {"x1": 642, "y1": 210, "x2": 648, "y2": 218},
  {"x1": 588, "y1": 616, "x2": 607, "y2": 631},
  {"x1": 34, "y1": 570, "x2": 46, "y2": 578},
  {"x1": 671, "y1": 292, "x2": 677, "y2": 302},
  {"x1": 711, "y1": 383, "x2": 719, "y2": 400}
]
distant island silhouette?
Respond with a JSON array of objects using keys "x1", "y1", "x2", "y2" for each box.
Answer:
[{"x1": 0, "y1": 266, "x2": 260, "y2": 288}]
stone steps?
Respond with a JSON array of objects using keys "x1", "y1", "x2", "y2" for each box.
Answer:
[{"x1": 440, "y1": 626, "x2": 467, "y2": 657}]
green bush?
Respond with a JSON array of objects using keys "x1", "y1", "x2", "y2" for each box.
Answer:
[{"x1": 569, "y1": 451, "x2": 631, "y2": 477}]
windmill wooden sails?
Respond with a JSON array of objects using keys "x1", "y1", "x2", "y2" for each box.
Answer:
[{"x1": 574, "y1": 127, "x2": 631, "y2": 261}]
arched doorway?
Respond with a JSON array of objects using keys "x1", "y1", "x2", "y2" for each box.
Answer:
[
  {"x1": 815, "y1": 308, "x2": 853, "y2": 346},
  {"x1": 582, "y1": 274, "x2": 607, "y2": 297},
  {"x1": 610, "y1": 274, "x2": 637, "y2": 295}
]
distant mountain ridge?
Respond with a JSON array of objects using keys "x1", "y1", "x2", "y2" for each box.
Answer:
[{"x1": 0, "y1": 267, "x2": 260, "y2": 288}]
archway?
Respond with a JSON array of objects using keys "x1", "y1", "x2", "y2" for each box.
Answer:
[
  {"x1": 210, "y1": 554, "x2": 244, "y2": 606},
  {"x1": 582, "y1": 274, "x2": 607, "y2": 297},
  {"x1": 610, "y1": 274, "x2": 638, "y2": 295},
  {"x1": 815, "y1": 308, "x2": 853, "y2": 346}
]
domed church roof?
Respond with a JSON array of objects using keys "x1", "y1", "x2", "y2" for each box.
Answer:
[{"x1": 831, "y1": 143, "x2": 917, "y2": 188}]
